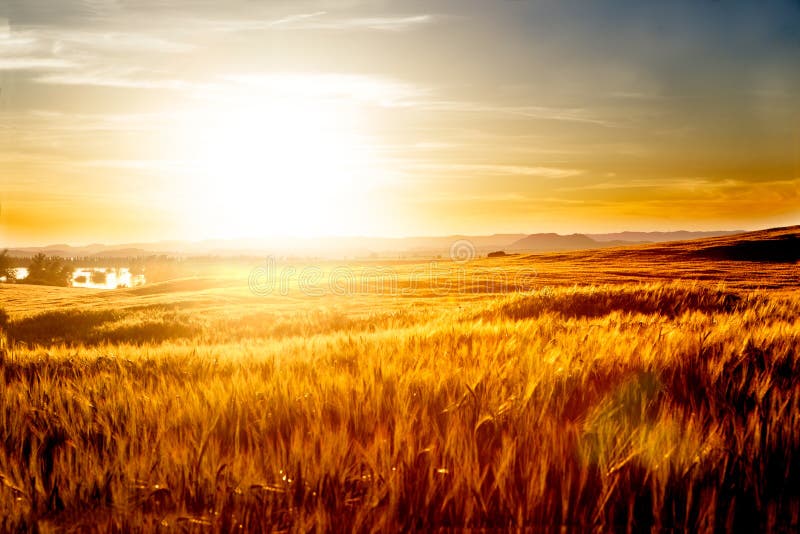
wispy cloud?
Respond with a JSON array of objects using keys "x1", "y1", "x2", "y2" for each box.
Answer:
[
  {"x1": 0, "y1": 57, "x2": 74, "y2": 70},
  {"x1": 268, "y1": 11, "x2": 328, "y2": 28},
  {"x1": 0, "y1": 31, "x2": 70, "y2": 70},
  {"x1": 2, "y1": 27, "x2": 194, "y2": 63},
  {"x1": 292, "y1": 14, "x2": 434, "y2": 31},
  {"x1": 203, "y1": 12, "x2": 433, "y2": 32},
  {"x1": 23, "y1": 28, "x2": 195, "y2": 53},
  {"x1": 0, "y1": 26, "x2": 193, "y2": 77},
  {"x1": 420, "y1": 101, "x2": 620, "y2": 127},
  {"x1": 77, "y1": 159, "x2": 194, "y2": 172},
  {"x1": 189, "y1": 11, "x2": 325, "y2": 32},
  {"x1": 30, "y1": 68, "x2": 429, "y2": 117},
  {"x1": 557, "y1": 177, "x2": 720, "y2": 192},
  {"x1": 556, "y1": 178, "x2": 800, "y2": 210},
  {"x1": 175, "y1": 11, "x2": 433, "y2": 34},
  {"x1": 223, "y1": 73, "x2": 426, "y2": 107},
  {"x1": 25, "y1": 110, "x2": 179, "y2": 131},
  {"x1": 409, "y1": 163, "x2": 583, "y2": 179},
  {"x1": 34, "y1": 68, "x2": 216, "y2": 92}
]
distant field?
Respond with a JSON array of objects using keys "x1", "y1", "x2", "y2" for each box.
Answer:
[{"x1": 0, "y1": 229, "x2": 798, "y2": 531}]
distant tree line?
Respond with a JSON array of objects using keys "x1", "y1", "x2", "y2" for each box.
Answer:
[{"x1": 0, "y1": 250, "x2": 286, "y2": 287}]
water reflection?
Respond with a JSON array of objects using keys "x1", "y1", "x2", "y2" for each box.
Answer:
[
  {"x1": 3, "y1": 267, "x2": 146, "y2": 289},
  {"x1": 72, "y1": 268, "x2": 146, "y2": 289}
]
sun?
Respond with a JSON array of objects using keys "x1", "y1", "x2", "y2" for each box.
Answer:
[{"x1": 171, "y1": 93, "x2": 377, "y2": 239}]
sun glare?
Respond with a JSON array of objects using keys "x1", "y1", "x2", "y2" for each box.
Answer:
[{"x1": 172, "y1": 91, "x2": 377, "y2": 239}]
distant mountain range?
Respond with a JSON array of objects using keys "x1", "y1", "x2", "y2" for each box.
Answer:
[
  {"x1": 4, "y1": 230, "x2": 745, "y2": 259},
  {"x1": 505, "y1": 230, "x2": 746, "y2": 253}
]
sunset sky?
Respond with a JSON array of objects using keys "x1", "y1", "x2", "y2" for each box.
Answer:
[{"x1": 1, "y1": 0, "x2": 798, "y2": 246}]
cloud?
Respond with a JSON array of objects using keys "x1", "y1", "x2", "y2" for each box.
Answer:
[
  {"x1": 25, "y1": 110, "x2": 179, "y2": 131},
  {"x1": 268, "y1": 11, "x2": 328, "y2": 27},
  {"x1": 556, "y1": 177, "x2": 720, "y2": 192},
  {"x1": 77, "y1": 159, "x2": 193, "y2": 172},
  {"x1": 0, "y1": 26, "x2": 193, "y2": 77},
  {"x1": 409, "y1": 163, "x2": 583, "y2": 179},
  {"x1": 223, "y1": 73, "x2": 426, "y2": 107},
  {"x1": 420, "y1": 101, "x2": 620, "y2": 127},
  {"x1": 289, "y1": 14, "x2": 434, "y2": 31},
  {"x1": 8, "y1": 27, "x2": 195, "y2": 54},
  {"x1": 0, "y1": 31, "x2": 72, "y2": 70},
  {"x1": 184, "y1": 11, "x2": 325, "y2": 32},
  {"x1": 33, "y1": 70, "x2": 426, "y2": 107},
  {"x1": 61, "y1": 30, "x2": 194, "y2": 53},
  {"x1": 0, "y1": 57, "x2": 74, "y2": 70},
  {"x1": 201, "y1": 12, "x2": 433, "y2": 32},
  {"x1": 34, "y1": 68, "x2": 217, "y2": 93}
]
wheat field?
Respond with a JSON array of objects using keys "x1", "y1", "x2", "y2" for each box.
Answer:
[{"x1": 1, "y1": 242, "x2": 799, "y2": 531}]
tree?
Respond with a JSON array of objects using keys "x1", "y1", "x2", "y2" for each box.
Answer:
[
  {"x1": 0, "y1": 249, "x2": 16, "y2": 282},
  {"x1": 26, "y1": 253, "x2": 73, "y2": 287}
]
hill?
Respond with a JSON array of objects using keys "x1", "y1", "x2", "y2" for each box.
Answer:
[
  {"x1": 685, "y1": 225, "x2": 800, "y2": 262},
  {"x1": 588, "y1": 230, "x2": 742, "y2": 243},
  {"x1": 509, "y1": 232, "x2": 598, "y2": 252}
]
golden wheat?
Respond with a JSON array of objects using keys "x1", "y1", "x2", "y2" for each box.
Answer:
[{"x1": 0, "y1": 258, "x2": 798, "y2": 531}]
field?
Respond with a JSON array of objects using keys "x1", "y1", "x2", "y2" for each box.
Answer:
[{"x1": 0, "y1": 228, "x2": 798, "y2": 532}]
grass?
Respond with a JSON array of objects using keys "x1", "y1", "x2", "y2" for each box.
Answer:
[{"x1": 0, "y1": 237, "x2": 798, "y2": 531}]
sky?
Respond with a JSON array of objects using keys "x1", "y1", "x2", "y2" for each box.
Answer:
[{"x1": 1, "y1": 0, "x2": 798, "y2": 246}]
